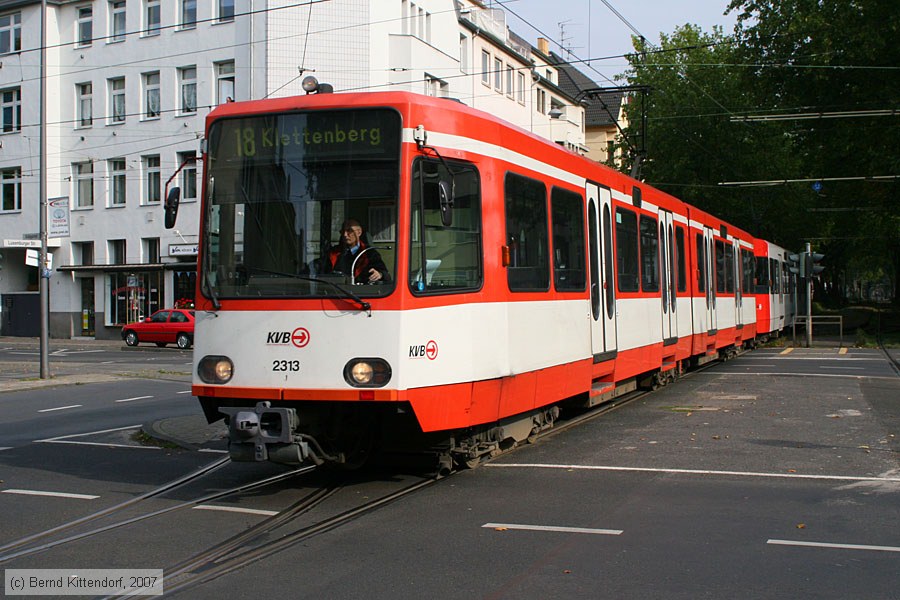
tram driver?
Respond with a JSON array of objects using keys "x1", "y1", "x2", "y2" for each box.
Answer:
[{"x1": 316, "y1": 219, "x2": 391, "y2": 283}]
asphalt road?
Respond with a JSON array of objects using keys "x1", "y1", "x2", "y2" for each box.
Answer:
[{"x1": 0, "y1": 343, "x2": 897, "y2": 599}]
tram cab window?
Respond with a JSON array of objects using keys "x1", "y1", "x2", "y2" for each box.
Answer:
[
  {"x1": 639, "y1": 215, "x2": 659, "y2": 292},
  {"x1": 551, "y1": 187, "x2": 586, "y2": 292},
  {"x1": 505, "y1": 173, "x2": 549, "y2": 291},
  {"x1": 409, "y1": 158, "x2": 482, "y2": 294},
  {"x1": 615, "y1": 207, "x2": 639, "y2": 292}
]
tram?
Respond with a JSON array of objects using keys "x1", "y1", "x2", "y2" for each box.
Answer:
[{"x1": 166, "y1": 85, "x2": 794, "y2": 468}]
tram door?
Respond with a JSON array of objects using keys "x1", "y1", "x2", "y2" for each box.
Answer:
[
  {"x1": 733, "y1": 239, "x2": 743, "y2": 329},
  {"x1": 704, "y1": 227, "x2": 717, "y2": 333},
  {"x1": 587, "y1": 183, "x2": 617, "y2": 358},
  {"x1": 659, "y1": 210, "x2": 676, "y2": 343}
]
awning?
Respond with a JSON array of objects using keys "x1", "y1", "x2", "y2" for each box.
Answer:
[{"x1": 57, "y1": 263, "x2": 197, "y2": 273}]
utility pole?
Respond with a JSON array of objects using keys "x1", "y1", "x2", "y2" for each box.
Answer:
[{"x1": 39, "y1": 0, "x2": 49, "y2": 378}]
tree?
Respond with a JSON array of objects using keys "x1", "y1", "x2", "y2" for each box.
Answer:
[{"x1": 618, "y1": 1, "x2": 900, "y2": 303}]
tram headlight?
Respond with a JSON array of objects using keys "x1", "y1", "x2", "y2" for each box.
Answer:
[
  {"x1": 343, "y1": 358, "x2": 391, "y2": 388},
  {"x1": 198, "y1": 355, "x2": 234, "y2": 384}
]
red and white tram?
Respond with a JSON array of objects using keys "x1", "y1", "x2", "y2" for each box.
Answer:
[{"x1": 175, "y1": 89, "x2": 793, "y2": 468}]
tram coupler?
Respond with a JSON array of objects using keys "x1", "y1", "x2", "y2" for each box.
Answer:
[{"x1": 221, "y1": 402, "x2": 313, "y2": 465}]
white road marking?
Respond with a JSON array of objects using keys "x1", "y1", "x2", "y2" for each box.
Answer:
[
  {"x1": 486, "y1": 463, "x2": 900, "y2": 483},
  {"x1": 193, "y1": 505, "x2": 278, "y2": 516},
  {"x1": 767, "y1": 539, "x2": 900, "y2": 553},
  {"x1": 0, "y1": 447, "x2": 12, "y2": 452},
  {"x1": 198, "y1": 448, "x2": 228, "y2": 454},
  {"x1": 709, "y1": 372, "x2": 897, "y2": 381},
  {"x1": 176, "y1": 390, "x2": 192, "y2": 395},
  {"x1": 38, "y1": 405, "x2": 82, "y2": 413},
  {"x1": 482, "y1": 523, "x2": 622, "y2": 536},
  {"x1": 114, "y1": 395, "x2": 154, "y2": 403},
  {"x1": 34, "y1": 424, "x2": 160, "y2": 449},
  {"x1": 2, "y1": 489, "x2": 98, "y2": 500},
  {"x1": 820, "y1": 366, "x2": 864, "y2": 370}
]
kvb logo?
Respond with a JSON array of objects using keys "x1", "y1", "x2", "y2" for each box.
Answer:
[
  {"x1": 409, "y1": 340, "x2": 438, "y2": 360},
  {"x1": 266, "y1": 327, "x2": 310, "y2": 348}
]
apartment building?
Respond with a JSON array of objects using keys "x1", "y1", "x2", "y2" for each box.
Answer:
[{"x1": 0, "y1": 0, "x2": 594, "y2": 339}]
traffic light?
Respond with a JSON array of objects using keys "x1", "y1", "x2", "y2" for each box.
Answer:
[
  {"x1": 787, "y1": 253, "x2": 803, "y2": 275},
  {"x1": 807, "y1": 252, "x2": 825, "y2": 277}
]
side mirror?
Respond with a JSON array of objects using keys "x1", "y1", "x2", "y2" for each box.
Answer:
[
  {"x1": 439, "y1": 180, "x2": 454, "y2": 227},
  {"x1": 164, "y1": 186, "x2": 181, "y2": 229}
]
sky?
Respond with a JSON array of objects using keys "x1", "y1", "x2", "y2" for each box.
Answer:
[{"x1": 495, "y1": 0, "x2": 739, "y2": 85}]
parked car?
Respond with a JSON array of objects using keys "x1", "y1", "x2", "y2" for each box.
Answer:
[{"x1": 122, "y1": 308, "x2": 195, "y2": 349}]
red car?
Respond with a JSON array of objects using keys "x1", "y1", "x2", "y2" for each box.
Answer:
[{"x1": 122, "y1": 308, "x2": 195, "y2": 349}]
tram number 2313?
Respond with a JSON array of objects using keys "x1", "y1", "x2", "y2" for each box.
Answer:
[{"x1": 273, "y1": 360, "x2": 301, "y2": 372}]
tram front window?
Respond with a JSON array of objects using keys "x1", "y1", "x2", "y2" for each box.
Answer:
[{"x1": 202, "y1": 109, "x2": 400, "y2": 299}]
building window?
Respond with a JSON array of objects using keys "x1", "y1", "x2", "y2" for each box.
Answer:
[
  {"x1": 109, "y1": 1, "x2": 126, "y2": 42},
  {"x1": 217, "y1": 0, "x2": 234, "y2": 22},
  {"x1": 179, "y1": 66, "x2": 196, "y2": 114},
  {"x1": 506, "y1": 65, "x2": 514, "y2": 98},
  {"x1": 143, "y1": 72, "x2": 160, "y2": 119},
  {"x1": 108, "y1": 239, "x2": 126, "y2": 265},
  {"x1": 177, "y1": 151, "x2": 197, "y2": 201},
  {"x1": 144, "y1": 0, "x2": 160, "y2": 35},
  {"x1": 0, "y1": 12, "x2": 22, "y2": 55},
  {"x1": 0, "y1": 166, "x2": 21, "y2": 212},
  {"x1": 0, "y1": 87, "x2": 20, "y2": 133},
  {"x1": 144, "y1": 155, "x2": 160, "y2": 204},
  {"x1": 74, "y1": 162, "x2": 94, "y2": 208},
  {"x1": 77, "y1": 83, "x2": 92, "y2": 127},
  {"x1": 493, "y1": 57, "x2": 502, "y2": 91},
  {"x1": 517, "y1": 72, "x2": 525, "y2": 104},
  {"x1": 108, "y1": 158, "x2": 126, "y2": 206},
  {"x1": 481, "y1": 50, "x2": 490, "y2": 86},
  {"x1": 423, "y1": 74, "x2": 447, "y2": 98},
  {"x1": 216, "y1": 61, "x2": 235, "y2": 104},
  {"x1": 77, "y1": 6, "x2": 92, "y2": 47},
  {"x1": 109, "y1": 77, "x2": 125, "y2": 123},
  {"x1": 73, "y1": 241, "x2": 94, "y2": 265},
  {"x1": 143, "y1": 237, "x2": 160, "y2": 263},
  {"x1": 180, "y1": 0, "x2": 196, "y2": 28},
  {"x1": 459, "y1": 34, "x2": 468, "y2": 73},
  {"x1": 536, "y1": 88, "x2": 546, "y2": 114}
]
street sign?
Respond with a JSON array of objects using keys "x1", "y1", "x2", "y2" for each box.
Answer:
[
  {"x1": 25, "y1": 249, "x2": 52, "y2": 269},
  {"x1": 22, "y1": 233, "x2": 41, "y2": 240}
]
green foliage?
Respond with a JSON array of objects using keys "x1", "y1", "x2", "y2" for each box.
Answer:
[{"x1": 618, "y1": 1, "x2": 900, "y2": 302}]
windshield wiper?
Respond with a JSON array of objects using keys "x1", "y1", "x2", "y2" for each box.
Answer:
[
  {"x1": 245, "y1": 267, "x2": 372, "y2": 316},
  {"x1": 204, "y1": 270, "x2": 222, "y2": 310}
]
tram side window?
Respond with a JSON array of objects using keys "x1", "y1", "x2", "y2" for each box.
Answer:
[
  {"x1": 409, "y1": 158, "x2": 482, "y2": 293},
  {"x1": 770, "y1": 258, "x2": 780, "y2": 294},
  {"x1": 615, "y1": 207, "x2": 639, "y2": 292},
  {"x1": 696, "y1": 233, "x2": 706, "y2": 293},
  {"x1": 675, "y1": 225, "x2": 686, "y2": 292},
  {"x1": 639, "y1": 215, "x2": 659, "y2": 292},
  {"x1": 715, "y1": 240, "x2": 726, "y2": 293},
  {"x1": 551, "y1": 187, "x2": 586, "y2": 291},
  {"x1": 755, "y1": 257, "x2": 769, "y2": 293},
  {"x1": 742, "y1": 249, "x2": 754, "y2": 293},
  {"x1": 505, "y1": 173, "x2": 549, "y2": 291},
  {"x1": 724, "y1": 244, "x2": 734, "y2": 293}
]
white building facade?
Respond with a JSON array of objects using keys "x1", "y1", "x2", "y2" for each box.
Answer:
[{"x1": 0, "y1": 0, "x2": 587, "y2": 339}]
